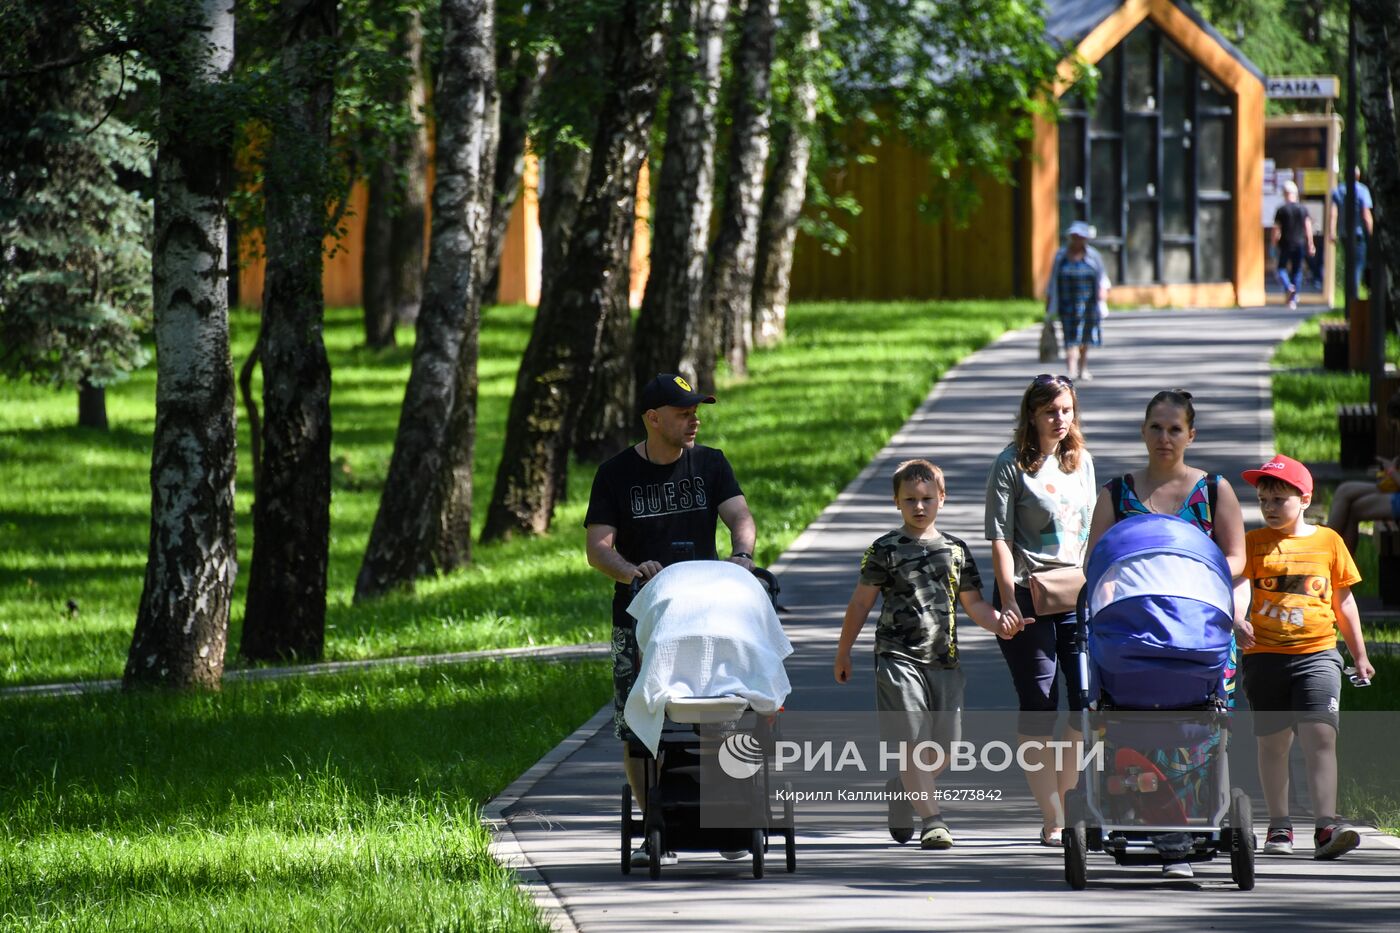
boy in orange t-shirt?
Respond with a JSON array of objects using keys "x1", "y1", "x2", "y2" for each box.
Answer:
[{"x1": 1239, "y1": 455, "x2": 1375, "y2": 860}]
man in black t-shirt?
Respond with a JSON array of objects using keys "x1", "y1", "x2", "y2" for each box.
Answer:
[
  {"x1": 585, "y1": 373, "x2": 755, "y2": 863},
  {"x1": 1272, "y1": 179, "x2": 1314, "y2": 310}
]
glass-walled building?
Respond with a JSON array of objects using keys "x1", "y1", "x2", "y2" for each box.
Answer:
[{"x1": 790, "y1": 0, "x2": 1266, "y2": 307}]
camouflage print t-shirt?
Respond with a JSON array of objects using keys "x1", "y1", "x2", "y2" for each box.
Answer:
[{"x1": 858, "y1": 530, "x2": 982, "y2": 668}]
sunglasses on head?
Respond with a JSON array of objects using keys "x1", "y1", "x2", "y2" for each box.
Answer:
[{"x1": 1031, "y1": 373, "x2": 1074, "y2": 389}]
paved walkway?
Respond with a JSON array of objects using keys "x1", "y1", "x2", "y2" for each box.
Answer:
[{"x1": 489, "y1": 306, "x2": 1400, "y2": 932}]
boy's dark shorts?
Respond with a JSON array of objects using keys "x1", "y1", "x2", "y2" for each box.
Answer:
[
  {"x1": 1241, "y1": 649, "x2": 1343, "y2": 736},
  {"x1": 875, "y1": 654, "x2": 965, "y2": 756}
]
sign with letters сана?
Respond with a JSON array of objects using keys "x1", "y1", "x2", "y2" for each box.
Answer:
[{"x1": 1265, "y1": 76, "x2": 1340, "y2": 100}]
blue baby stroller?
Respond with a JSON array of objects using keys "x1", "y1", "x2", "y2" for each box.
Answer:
[{"x1": 1063, "y1": 513, "x2": 1256, "y2": 890}]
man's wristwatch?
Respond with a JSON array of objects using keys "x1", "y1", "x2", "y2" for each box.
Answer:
[{"x1": 731, "y1": 551, "x2": 752, "y2": 560}]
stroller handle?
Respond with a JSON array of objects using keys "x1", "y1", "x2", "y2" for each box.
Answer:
[{"x1": 627, "y1": 563, "x2": 780, "y2": 605}]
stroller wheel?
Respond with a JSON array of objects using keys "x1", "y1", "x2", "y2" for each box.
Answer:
[
  {"x1": 621, "y1": 784, "x2": 633, "y2": 875},
  {"x1": 648, "y1": 828, "x2": 663, "y2": 880},
  {"x1": 1229, "y1": 789, "x2": 1256, "y2": 891},
  {"x1": 751, "y1": 827, "x2": 765, "y2": 879},
  {"x1": 1064, "y1": 823, "x2": 1088, "y2": 890}
]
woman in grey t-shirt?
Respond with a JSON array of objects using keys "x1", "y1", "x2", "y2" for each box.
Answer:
[{"x1": 983, "y1": 373, "x2": 1096, "y2": 845}]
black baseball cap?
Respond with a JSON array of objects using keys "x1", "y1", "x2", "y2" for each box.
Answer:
[{"x1": 639, "y1": 373, "x2": 716, "y2": 411}]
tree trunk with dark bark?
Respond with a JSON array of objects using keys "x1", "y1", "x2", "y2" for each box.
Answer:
[
  {"x1": 240, "y1": 0, "x2": 337, "y2": 663},
  {"x1": 572, "y1": 288, "x2": 634, "y2": 463},
  {"x1": 392, "y1": 11, "x2": 429, "y2": 328},
  {"x1": 752, "y1": 0, "x2": 818, "y2": 349},
  {"x1": 362, "y1": 7, "x2": 428, "y2": 346},
  {"x1": 699, "y1": 0, "x2": 776, "y2": 384},
  {"x1": 1356, "y1": 0, "x2": 1400, "y2": 326},
  {"x1": 77, "y1": 379, "x2": 107, "y2": 430},
  {"x1": 355, "y1": 0, "x2": 497, "y2": 600},
  {"x1": 632, "y1": 0, "x2": 728, "y2": 403},
  {"x1": 124, "y1": 0, "x2": 238, "y2": 690},
  {"x1": 481, "y1": 6, "x2": 548, "y2": 305},
  {"x1": 481, "y1": 0, "x2": 669, "y2": 541}
]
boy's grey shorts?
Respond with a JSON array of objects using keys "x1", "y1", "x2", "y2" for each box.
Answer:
[
  {"x1": 1241, "y1": 649, "x2": 1343, "y2": 736},
  {"x1": 876, "y1": 654, "x2": 965, "y2": 754}
]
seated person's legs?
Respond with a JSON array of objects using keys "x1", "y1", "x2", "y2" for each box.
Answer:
[{"x1": 1326, "y1": 480, "x2": 1398, "y2": 555}]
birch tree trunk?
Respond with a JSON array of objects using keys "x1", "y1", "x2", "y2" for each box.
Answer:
[
  {"x1": 632, "y1": 0, "x2": 728, "y2": 401},
  {"x1": 1356, "y1": 0, "x2": 1400, "y2": 325},
  {"x1": 124, "y1": 0, "x2": 237, "y2": 690},
  {"x1": 699, "y1": 0, "x2": 776, "y2": 384},
  {"x1": 355, "y1": 0, "x2": 497, "y2": 599},
  {"x1": 481, "y1": 0, "x2": 669, "y2": 541},
  {"x1": 241, "y1": 0, "x2": 337, "y2": 662},
  {"x1": 753, "y1": 0, "x2": 818, "y2": 349}
]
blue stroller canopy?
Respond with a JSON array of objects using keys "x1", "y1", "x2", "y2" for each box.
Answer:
[{"x1": 1085, "y1": 514, "x2": 1234, "y2": 709}]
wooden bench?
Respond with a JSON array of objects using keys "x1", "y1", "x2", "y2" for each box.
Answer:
[
  {"x1": 1377, "y1": 520, "x2": 1400, "y2": 609},
  {"x1": 1338, "y1": 403, "x2": 1377, "y2": 469},
  {"x1": 1320, "y1": 320, "x2": 1350, "y2": 371}
]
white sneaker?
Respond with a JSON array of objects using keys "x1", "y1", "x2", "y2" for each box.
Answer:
[
  {"x1": 1078, "y1": 367, "x2": 1094, "y2": 381},
  {"x1": 631, "y1": 844, "x2": 678, "y2": 867},
  {"x1": 719, "y1": 849, "x2": 748, "y2": 860},
  {"x1": 1162, "y1": 861, "x2": 1194, "y2": 879}
]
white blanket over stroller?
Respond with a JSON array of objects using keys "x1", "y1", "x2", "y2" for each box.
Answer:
[{"x1": 623, "y1": 561, "x2": 792, "y2": 756}]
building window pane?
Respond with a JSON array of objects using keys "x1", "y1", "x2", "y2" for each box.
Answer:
[
  {"x1": 1127, "y1": 117, "x2": 1156, "y2": 195},
  {"x1": 1199, "y1": 202, "x2": 1229, "y2": 281},
  {"x1": 1199, "y1": 73, "x2": 1229, "y2": 109},
  {"x1": 1163, "y1": 244, "x2": 1193, "y2": 283},
  {"x1": 1098, "y1": 245, "x2": 1123, "y2": 284},
  {"x1": 1059, "y1": 119, "x2": 1085, "y2": 203},
  {"x1": 1093, "y1": 50, "x2": 1121, "y2": 130},
  {"x1": 1199, "y1": 117, "x2": 1227, "y2": 192},
  {"x1": 1090, "y1": 138, "x2": 1120, "y2": 235},
  {"x1": 1163, "y1": 137, "x2": 1190, "y2": 235},
  {"x1": 1127, "y1": 201, "x2": 1156, "y2": 283},
  {"x1": 1163, "y1": 43, "x2": 1191, "y2": 134},
  {"x1": 1125, "y1": 27, "x2": 1155, "y2": 111}
]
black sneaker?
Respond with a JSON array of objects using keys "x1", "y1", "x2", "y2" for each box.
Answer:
[
  {"x1": 1314, "y1": 822, "x2": 1360, "y2": 860},
  {"x1": 1263, "y1": 826, "x2": 1293, "y2": 855},
  {"x1": 887, "y1": 777, "x2": 914, "y2": 844}
]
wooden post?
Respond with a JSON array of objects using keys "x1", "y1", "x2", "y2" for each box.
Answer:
[{"x1": 1348, "y1": 296, "x2": 1370, "y2": 371}]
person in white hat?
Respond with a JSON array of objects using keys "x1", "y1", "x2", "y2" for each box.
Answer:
[{"x1": 1044, "y1": 220, "x2": 1109, "y2": 380}]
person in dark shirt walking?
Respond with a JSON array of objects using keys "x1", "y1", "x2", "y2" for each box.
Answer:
[
  {"x1": 1272, "y1": 180, "x2": 1313, "y2": 310},
  {"x1": 585, "y1": 373, "x2": 756, "y2": 867}
]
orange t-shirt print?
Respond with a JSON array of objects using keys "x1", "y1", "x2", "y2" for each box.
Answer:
[{"x1": 1242, "y1": 526, "x2": 1361, "y2": 654}]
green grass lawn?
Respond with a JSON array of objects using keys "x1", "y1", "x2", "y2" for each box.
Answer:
[
  {"x1": 0, "y1": 300, "x2": 1039, "y2": 687},
  {"x1": 0, "y1": 659, "x2": 609, "y2": 931}
]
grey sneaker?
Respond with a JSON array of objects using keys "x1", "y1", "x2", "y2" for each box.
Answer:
[
  {"x1": 1263, "y1": 826, "x2": 1293, "y2": 855},
  {"x1": 1314, "y1": 822, "x2": 1360, "y2": 860},
  {"x1": 631, "y1": 843, "x2": 678, "y2": 867}
]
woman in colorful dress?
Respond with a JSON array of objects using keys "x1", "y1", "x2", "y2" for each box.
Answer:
[{"x1": 1085, "y1": 388, "x2": 1247, "y2": 878}]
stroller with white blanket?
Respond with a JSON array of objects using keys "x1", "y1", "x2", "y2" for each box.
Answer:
[
  {"x1": 620, "y1": 561, "x2": 796, "y2": 879},
  {"x1": 1063, "y1": 514, "x2": 1256, "y2": 890}
]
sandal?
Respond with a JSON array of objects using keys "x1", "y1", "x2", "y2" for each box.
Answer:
[{"x1": 1040, "y1": 826, "x2": 1063, "y2": 847}]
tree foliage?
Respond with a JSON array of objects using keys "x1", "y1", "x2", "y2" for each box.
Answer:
[{"x1": 0, "y1": 42, "x2": 152, "y2": 394}]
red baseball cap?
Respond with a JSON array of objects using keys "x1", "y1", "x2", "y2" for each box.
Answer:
[{"x1": 1241, "y1": 454, "x2": 1313, "y2": 496}]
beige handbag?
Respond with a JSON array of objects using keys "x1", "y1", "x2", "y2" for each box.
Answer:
[{"x1": 1028, "y1": 565, "x2": 1085, "y2": 616}]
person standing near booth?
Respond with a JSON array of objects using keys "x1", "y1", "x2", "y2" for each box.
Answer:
[
  {"x1": 1330, "y1": 167, "x2": 1374, "y2": 296},
  {"x1": 1273, "y1": 180, "x2": 1314, "y2": 310}
]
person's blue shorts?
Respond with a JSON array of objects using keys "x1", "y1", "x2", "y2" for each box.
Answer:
[{"x1": 1391, "y1": 491, "x2": 1400, "y2": 518}]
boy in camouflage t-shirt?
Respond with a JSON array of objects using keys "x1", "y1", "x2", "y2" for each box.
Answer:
[{"x1": 835, "y1": 459, "x2": 1013, "y2": 850}]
